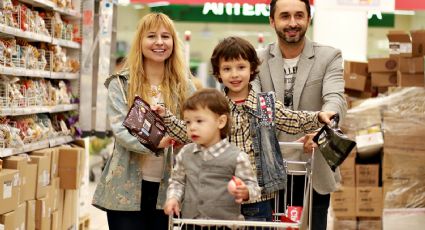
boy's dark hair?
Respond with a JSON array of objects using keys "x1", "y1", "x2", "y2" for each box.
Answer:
[
  {"x1": 183, "y1": 88, "x2": 231, "y2": 139},
  {"x1": 210, "y1": 36, "x2": 260, "y2": 83},
  {"x1": 270, "y1": 0, "x2": 311, "y2": 19}
]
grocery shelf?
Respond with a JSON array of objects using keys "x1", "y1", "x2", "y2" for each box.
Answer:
[
  {"x1": 0, "y1": 104, "x2": 78, "y2": 116},
  {"x1": 0, "y1": 135, "x2": 74, "y2": 157}
]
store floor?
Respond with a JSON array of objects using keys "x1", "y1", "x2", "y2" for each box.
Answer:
[{"x1": 88, "y1": 182, "x2": 108, "y2": 230}]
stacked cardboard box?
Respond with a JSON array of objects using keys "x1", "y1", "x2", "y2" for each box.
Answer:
[
  {"x1": 368, "y1": 57, "x2": 398, "y2": 88},
  {"x1": 0, "y1": 144, "x2": 87, "y2": 230},
  {"x1": 397, "y1": 56, "x2": 424, "y2": 87},
  {"x1": 387, "y1": 29, "x2": 425, "y2": 87}
]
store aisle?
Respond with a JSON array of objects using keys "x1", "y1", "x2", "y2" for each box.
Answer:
[{"x1": 88, "y1": 182, "x2": 109, "y2": 230}]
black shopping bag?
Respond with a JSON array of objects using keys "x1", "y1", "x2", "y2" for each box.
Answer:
[{"x1": 312, "y1": 114, "x2": 356, "y2": 171}]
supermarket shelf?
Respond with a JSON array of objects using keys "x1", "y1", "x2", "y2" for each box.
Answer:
[
  {"x1": 0, "y1": 66, "x2": 50, "y2": 78},
  {"x1": 20, "y1": 0, "x2": 55, "y2": 8},
  {"x1": 0, "y1": 135, "x2": 74, "y2": 157},
  {"x1": 0, "y1": 104, "x2": 78, "y2": 116},
  {"x1": 52, "y1": 38, "x2": 81, "y2": 49},
  {"x1": 0, "y1": 24, "x2": 80, "y2": 48},
  {"x1": 0, "y1": 24, "x2": 51, "y2": 43},
  {"x1": 19, "y1": 0, "x2": 81, "y2": 18},
  {"x1": 0, "y1": 66, "x2": 79, "y2": 80},
  {"x1": 53, "y1": 7, "x2": 82, "y2": 18},
  {"x1": 50, "y1": 72, "x2": 80, "y2": 80}
]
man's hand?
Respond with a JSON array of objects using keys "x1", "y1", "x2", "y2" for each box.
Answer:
[
  {"x1": 164, "y1": 198, "x2": 180, "y2": 216},
  {"x1": 318, "y1": 111, "x2": 336, "y2": 124},
  {"x1": 296, "y1": 133, "x2": 318, "y2": 155}
]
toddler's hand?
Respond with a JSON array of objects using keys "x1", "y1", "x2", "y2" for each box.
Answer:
[
  {"x1": 227, "y1": 176, "x2": 249, "y2": 203},
  {"x1": 164, "y1": 198, "x2": 180, "y2": 216}
]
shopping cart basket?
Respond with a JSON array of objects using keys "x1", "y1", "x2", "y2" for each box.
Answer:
[{"x1": 168, "y1": 142, "x2": 314, "y2": 230}]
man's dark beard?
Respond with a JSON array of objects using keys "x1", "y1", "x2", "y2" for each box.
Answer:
[{"x1": 275, "y1": 26, "x2": 306, "y2": 44}]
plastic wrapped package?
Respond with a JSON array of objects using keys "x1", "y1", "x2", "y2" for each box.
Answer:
[
  {"x1": 383, "y1": 112, "x2": 425, "y2": 152},
  {"x1": 383, "y1": 208, "x2": 425, "y2": 230},
  {"x1": 341, "y1": 88, "x2": 425, "y2": 157},
  {"x1": 382, "y1": 147, "x2": 425, "y2": 208}
]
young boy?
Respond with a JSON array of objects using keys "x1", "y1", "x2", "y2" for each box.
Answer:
[
  {"x1": 157, "y1": 37, "x2": 335, "y2": 222},
  {"x1": 163, "y1": 88, "x2": 261, "y2": 221}
]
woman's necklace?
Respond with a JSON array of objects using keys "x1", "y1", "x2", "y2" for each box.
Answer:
[{"x1": 148, "y1": 84, "x2": 162, "y2": 97}]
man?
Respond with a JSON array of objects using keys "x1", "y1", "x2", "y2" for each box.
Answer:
[{"x1": 252, "y1": 0, "x2": 347, "y2": 229}]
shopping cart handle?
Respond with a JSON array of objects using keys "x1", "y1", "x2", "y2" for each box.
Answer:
[{"x1": 279, "y1": 142, "x2": 304, "y2": 150}]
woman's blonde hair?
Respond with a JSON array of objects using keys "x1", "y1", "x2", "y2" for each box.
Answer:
[{"x1": 125, "y1": 13, "x2": 189, "y2": 115}]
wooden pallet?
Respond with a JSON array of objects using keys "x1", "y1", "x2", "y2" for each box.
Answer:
[{"x1": 78, "y1": 215, "x2": 90, "y2": 230}]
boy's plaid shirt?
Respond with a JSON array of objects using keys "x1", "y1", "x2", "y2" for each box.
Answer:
[{"x1": 164, "y1": 87, "x2": 321, "y2": 202}]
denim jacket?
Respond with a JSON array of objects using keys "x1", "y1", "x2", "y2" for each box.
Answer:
[
  {"x1": 92, "y1": 71, "x2": 194, "y2": 211},
  {"x1": 244, "y1": 92, "x2": 287, "y2": 195}
]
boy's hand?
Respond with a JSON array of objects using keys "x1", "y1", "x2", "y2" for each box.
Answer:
[
  {"x1": 151, "y1": 105, "x2": 166, "y2": 117},
  {"x1": 164, "y1": 198, "x2": 180, "y2": 216},
  {"x1": 296, "y1": 133, "x2": 318, "y2": 155},
  {"x1": 318, "y1": 111, "x2": 336, "y2": 124},
  {"x1": 227, "y1": 176, "x2": 249, "y2": 203},
  {"x1": 158, "y1": 136, "x2": 174, "y2": 149}
]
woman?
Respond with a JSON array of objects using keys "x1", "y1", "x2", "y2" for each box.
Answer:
[{"x1": 92, "y1": 13, "x2": 194, "y2": 230}]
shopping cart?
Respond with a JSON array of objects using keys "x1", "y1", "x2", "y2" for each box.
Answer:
[{"x1": 168, "y1": 142, "x2": 314, "y2": 230}]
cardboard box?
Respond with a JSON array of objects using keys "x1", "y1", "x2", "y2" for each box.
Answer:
[
  {"x1": 35, "y1": 197, "x2": 51, "y2": 230},
  {"x1": 356, "y1": 164, "x2": 379, "y2": 187},
  {"x1": 0, "y1": 210, "x2": 15, "y2": 230},
  {"x1": 50, "y1": 178, "x2": 60, "y2": 212},
  {"x1": 387, "y1": 31, "x2": 412, "y2": 57},
  {"x1": 344, "y1": 61, "x2": 370, "y2": 91},
  {"x1": 32, "y1": 148, "x2": 59, "y2": 180},
  {"x1": 0, "y1": 169, "x2": 19, "y2": 215},
  {"x1": 26, "y1": 200, "x2": 36, "y2": 230},
  {"x1": 331, "y1": 187, "x2": 356, "y2": 217},
  {"x1": 344, "y1": 89, "x2": 373, "y2": 99},
  {"x1": 358, "y1": 217, "x2": 381, "y2": 230},
  {"x1": 345, "y1": 61, "x2": 368, "y2": 75},
  {"x1": 340, "y1": 157, "x2": 355, "y2": 187},
  {"x1": 23, "y1": 164, "x2": 37, "y2": 203},
  {"x1": 371, "y1": 72, "x2": 397, "y2": 87},
  {"x1": 57, "y1": 190, "x2": 64, "y2": 230},
  {"x1": 344, "y1": 73, "x2": 370, "y2": 91},
  {"x1": 51, "y1": 211, "x2": 59, "y2": 230},
  {"x1": 368, "y1": 58, "x2": 398, "y2": 72},
  {"x1": 356, "y1": 187, "x2": 383, "y2": 217},
  {"x1": 58, "y1": 147, "x2": 82, "y2": 189},
  {"x1": 397, "y1": 71, "x2": 424, "y2": 87},
  {"x1": 410, "y1": 30, "x2": 425, "y2": 57},
  {"x1": 329, "y1": 217, "x2": 357, "y2": 230},
  {"x1": 398, "y1": 56, "x2": 424, "y2": 73},
  {"x1": 62, "y1": 189, "x2": 78, "y2": 230},
  {"x1": 3, "y1": 156, "x2": 37, "y2": 203},
  {"x1": 383, "y1": 208, "x2": 425, "y2": 230},
  {"x1": 29, "y1": 155, "x2": 50, "y2": 199},
  {"x1": 15, "y1": 202, "x2": 26, "y2": 230}
]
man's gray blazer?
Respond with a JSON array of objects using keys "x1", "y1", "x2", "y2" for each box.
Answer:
[{"x1": 253, "y1": 38, "x2": 347, "y2": 194}]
